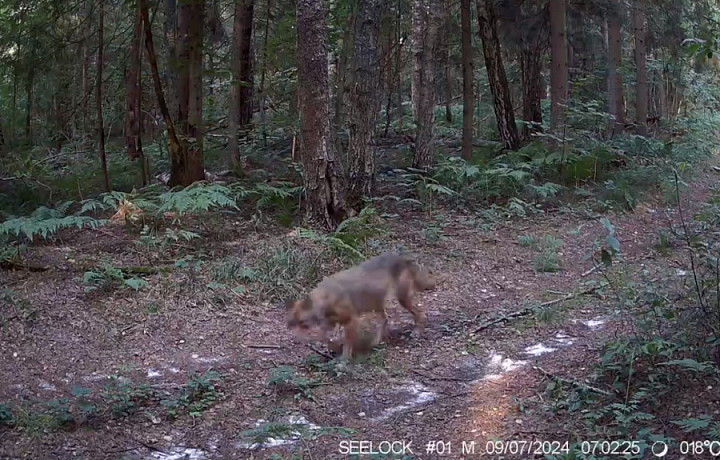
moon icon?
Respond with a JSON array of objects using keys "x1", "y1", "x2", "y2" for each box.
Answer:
[{"x1": 651, "y1": 441, "x2": 668, "y2": 457}]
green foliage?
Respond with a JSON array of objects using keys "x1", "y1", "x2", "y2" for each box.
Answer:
[
  {"x1": 162, "y1": 371, "x2": 223, "y2": 418},
  {"x1": 80, "y1": 260, "x2": 150, "y2": 293},
  {"x1": 101, "y1": 380, "x2": 156, "y2": 418},
  {"x1": 520, "y1": 233, "x2": 564, "y2": 273},
  {"x1": 0, "y1": 200, "x2": 107, "y2": 242},
  {"x1": 0, "y1": 402, "x2": 16, "y2": 427},
  {"x1": 267, "y1": 366, "x2": 322, "y2": 401}
]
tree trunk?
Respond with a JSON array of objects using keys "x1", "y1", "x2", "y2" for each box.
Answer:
[
  {"x1": 395, "y1": 0, "x2": 404, "y2": 133},
  {"x1": 460, "y1": 0, "x2": 473, "y2": 160},
  {"x1": 163, "y1": 0, "x2": 179, "y2": 121},
  {"x1": 97, "y1": 1, "x2": 110, "y2": 192},
  {"x1": 228, "y1": 0, "x2": 256, "y2": 166},
  {"x1": 24, "y1": 56, "x2": 34, "y2": 142},
  {"x1": 412, "y1": 0, "x2": 443, "y2": 168},
  {"x1": 443, "y1": 5, "x2": 452, "y2": 123},
  {"x1": 633, "y1": 0, "x2": 648, "y2": 136},
  {"x1": 126, "y1": 0, "x2": 143, "y2": 160},
  {"x1": 82, "y1": 44, "x2": 89, "y2": 135},
  {"x1": 258, "y1": 0, "x2": 272, "y2": 147},
  {"x1": 549, "y1": 0, "x2": 568, "y2": 131},
  {"x1": 346, "y1": 0, "x2": 384, "y2": 210},
  {"x1": 174, "y1": 0, "x2": 206, "y2": 186},
  {"x1": 519, "y1": 46, "x2": 543, "y2": 139},
  {"x1": 476, "y1": 0, "x2": 519, "y2": 150},
  {"x1": 607, "y1": 0, "x2": 624, "y2": 135},
  {"x1": 296, "y1": 0, "x2": 347, "y2": 229}
]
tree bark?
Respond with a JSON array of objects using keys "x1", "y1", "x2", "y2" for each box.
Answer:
[
  {"x1": 97, "y1": 0, "x2": 110, "y2": 192},
  {"x1": 476, "y1": 0, "x2": 519, "y2": 150},
  {"x1": 549, "y1": 0, "x2": 568, "y2": 131},
  {"x1": 633, "y1": 0, "x2": 648, "y2": 136},
  {"x1": 296, "y1": 0, "x2": 347, "y2": 229},
  {"x1": 24, "y1": 52, "x2": 34, "y2": 142},
  {"x1": 173, "y1": 0, "x2": 206, "y2": 186},
  {"x1": 163, "y1": 0, "x2": 179, "y2": 121},
  {"x1": 443, "y1": 5, "x2": 452, "y2": 123},
  {"x1": 258, "y1": 0, "x2": 272, "y2": 147},
  {"x1": 412, "y1": 0, "x2": 443, "y2": 168},
  {"x1": 520, "y1": 46, "x2": 543, "y2": 138},
  {"x1": 346, "y1": 0, "x2": 384, "y2": 210},
  {"x1": 126, "y1": 0, "x2": 143, "y2": 160},
  {"x1": 228, "y1": 0, "x2": 256, "y2": 166},
  {"x1": 140, "y1": 0, "x2": 199, "y2": 188},
  {"x1": 607, "y1": 0, "x2": 624, "y2": 135},
  {"x1": 460, "y1": 0, "x2": 473, "y2": 160}
]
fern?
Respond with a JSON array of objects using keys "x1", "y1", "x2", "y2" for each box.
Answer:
[
  {"x1": 671, "y1": 416, "x2": 713, "y2": 433},
  {"x1": 0, "y1": 215, "x2": 107, "y2": 242},
  {"x1": 158, "y1": 183, "x2": 238, "y2": 215}
]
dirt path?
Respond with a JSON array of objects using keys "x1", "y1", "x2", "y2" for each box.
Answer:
[{"x1": 1, "y1": 162, "x2": 718, "y2": 460}]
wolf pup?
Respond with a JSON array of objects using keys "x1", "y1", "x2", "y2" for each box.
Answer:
[{"x1": 286, "y1": 252, "x2": 435, "y2": 360}]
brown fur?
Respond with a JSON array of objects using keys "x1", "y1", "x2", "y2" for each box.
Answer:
[
  {"x1": 327, "y1": 312, "x2": 385, "y2": 358},
  {"x1": 286, "y1": 252, "x2": 435, "y2": 360}
]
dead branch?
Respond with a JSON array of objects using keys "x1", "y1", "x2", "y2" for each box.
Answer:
[
  {"x1": 473, "y1": 284, "x2": 607, "y2": 333},
  {"x1": 534, "y1": 365, "x2": 615, "y2": 397}
]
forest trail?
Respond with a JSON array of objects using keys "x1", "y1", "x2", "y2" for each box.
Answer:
[{"x1": 2, "y1": 159, "x2": 718, "y2": 460}]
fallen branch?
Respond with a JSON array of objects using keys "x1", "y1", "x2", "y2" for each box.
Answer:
[
  {"x1": 473, "y1": 284, "x2": 607, "y2": 333},
  {"x1": 534, "y1": 366, "x2": 614, "y2": 397},
  {"x1": 306, "y1": 344, "x2": 334, "y2": 360},
  {"x1": 247, "y1": 344, "x2": 283, "y2": 349},
  {"x1": 412, "y1": 369, "x2": 472, "y2": 383},
  {"x1": 0, "y1": 261, "x2": 50, "y2": 272}
]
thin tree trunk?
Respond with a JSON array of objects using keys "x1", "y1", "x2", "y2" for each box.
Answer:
[
  {"x1": 11, "y1": 65, "x2": 17, "y2": 142},
  {"x1": 297, "y1": 0, "x2": 347, "y2": 229},
  {"x1": 334, "y1": 7, "x2": 355, "y2": 146},
  {"x1": 607, "y1": 0, "x2": 624, "y2": 135},
  {"x1": 443, "y1": 4, "x2": 452, "y2": 123},
  {"x1": 140, "y1": 0, "x2": 193, "y2": 189},
  {"x1": 82, "y1": 44, "x2": 89, "y2": 134},
  {"x1": 97, "y1": 1, "x2": 110, "y2": 192},
  {"x1": 383, "y1": 30, "x2": 394, "y2": 137},
  {"x1": 549, "y1": 0, "x2": 568, "y2": 131},
  {"x1": 395, "y1": 0, "x2": 403, "y2": 133},
  {"x1": 346, "y1": 0, "x2": 383, "y2": 210},
  {"x1": 412, "y1": 0, "x2": 443, "y2": 168},
  {"x1": 228, "y1": 0, "x2": 256, "y2": 166},
  {"x1": 126, "y1": 0, "x2": 143, "y2": 160},
  {"x1": 476, "y1": 0, "x2": 519, "y2": 150},
  {"x1": 174, "y1": 0, "x2": 206, "y2": 186},
  {"x1": 163, "y1": 0, "x2": 179, "y2": 121},
  {"x1": 258, "y1": 0, "x2": 272, "y2": 147},
  {"x1": 460, "y1": 0, "x2": 473, "y2": 160},
  {"x1": 25, "y1": 56, "x2": 34, "y2": 142},
  {"x1": 633, "y1": 0, "x2": 648, "y2": 136},
  {"x1": 520, "y1": 47, "x2": 543, "y2": 139}
]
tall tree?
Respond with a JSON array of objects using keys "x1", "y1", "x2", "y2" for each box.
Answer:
[
  {"x1": 633, "y1": 0, "x2": 648, "y2": 136},
  {"x1": 97, "y1": 1, "x2": 110, "y2": 192},
  {"x1": 228, "y1": 0, "x2": 256, "y2": 167},
  {"x1": 607, "y1": 0, "x2": 625, "y2": 135},
  {"x1": 549, "y1": 0, "x2": 568, "y2": 131},
  {"x1": 476, "y1": 0, "x2": 519, "y2": 150},
  {"x1": 412, "y1": 0, "x2": 443, "y2": 168},
  {"x1": 163, "y1": 0, "x2": 179, "y2": 121},
  {"x1": 126, "y1": 0, "x2": 143, "y2": 162},
  {"x1": 173, "y1": 0, "x2": 206, "y2": 186},
  {"x1": 460, "y1": 0, "x2": 474, "y2": 160},
  {"x1": 346, "y1": 0, "x2": 384, "y2": 210},
  {"x1": 296, "y1": 0, "x2": 347, "y2": 229},
  {"x1": 499, "y1": 0, "x2": 548, "y2": 139}
]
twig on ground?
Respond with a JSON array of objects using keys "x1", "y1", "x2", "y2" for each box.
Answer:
[
  {"x1": 473, "y1": 284, "x2": 607, "y2": 333},
  {"x1": 306, "y1": 344, "x2": 334, "y2": 360},
  {"x1": 246, "y1": 344, "x2": 283, "y2": 349},
  {"x1": 534, "y1": 366, "x2": 614, "y2": 396},
  {"x1": 581, "y1": 266, "x2": 599, "y2": 277}
]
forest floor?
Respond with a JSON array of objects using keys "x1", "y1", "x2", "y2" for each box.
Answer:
[{"x1": 2, "y1": 146, "x2": 720, "y2": 460}]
